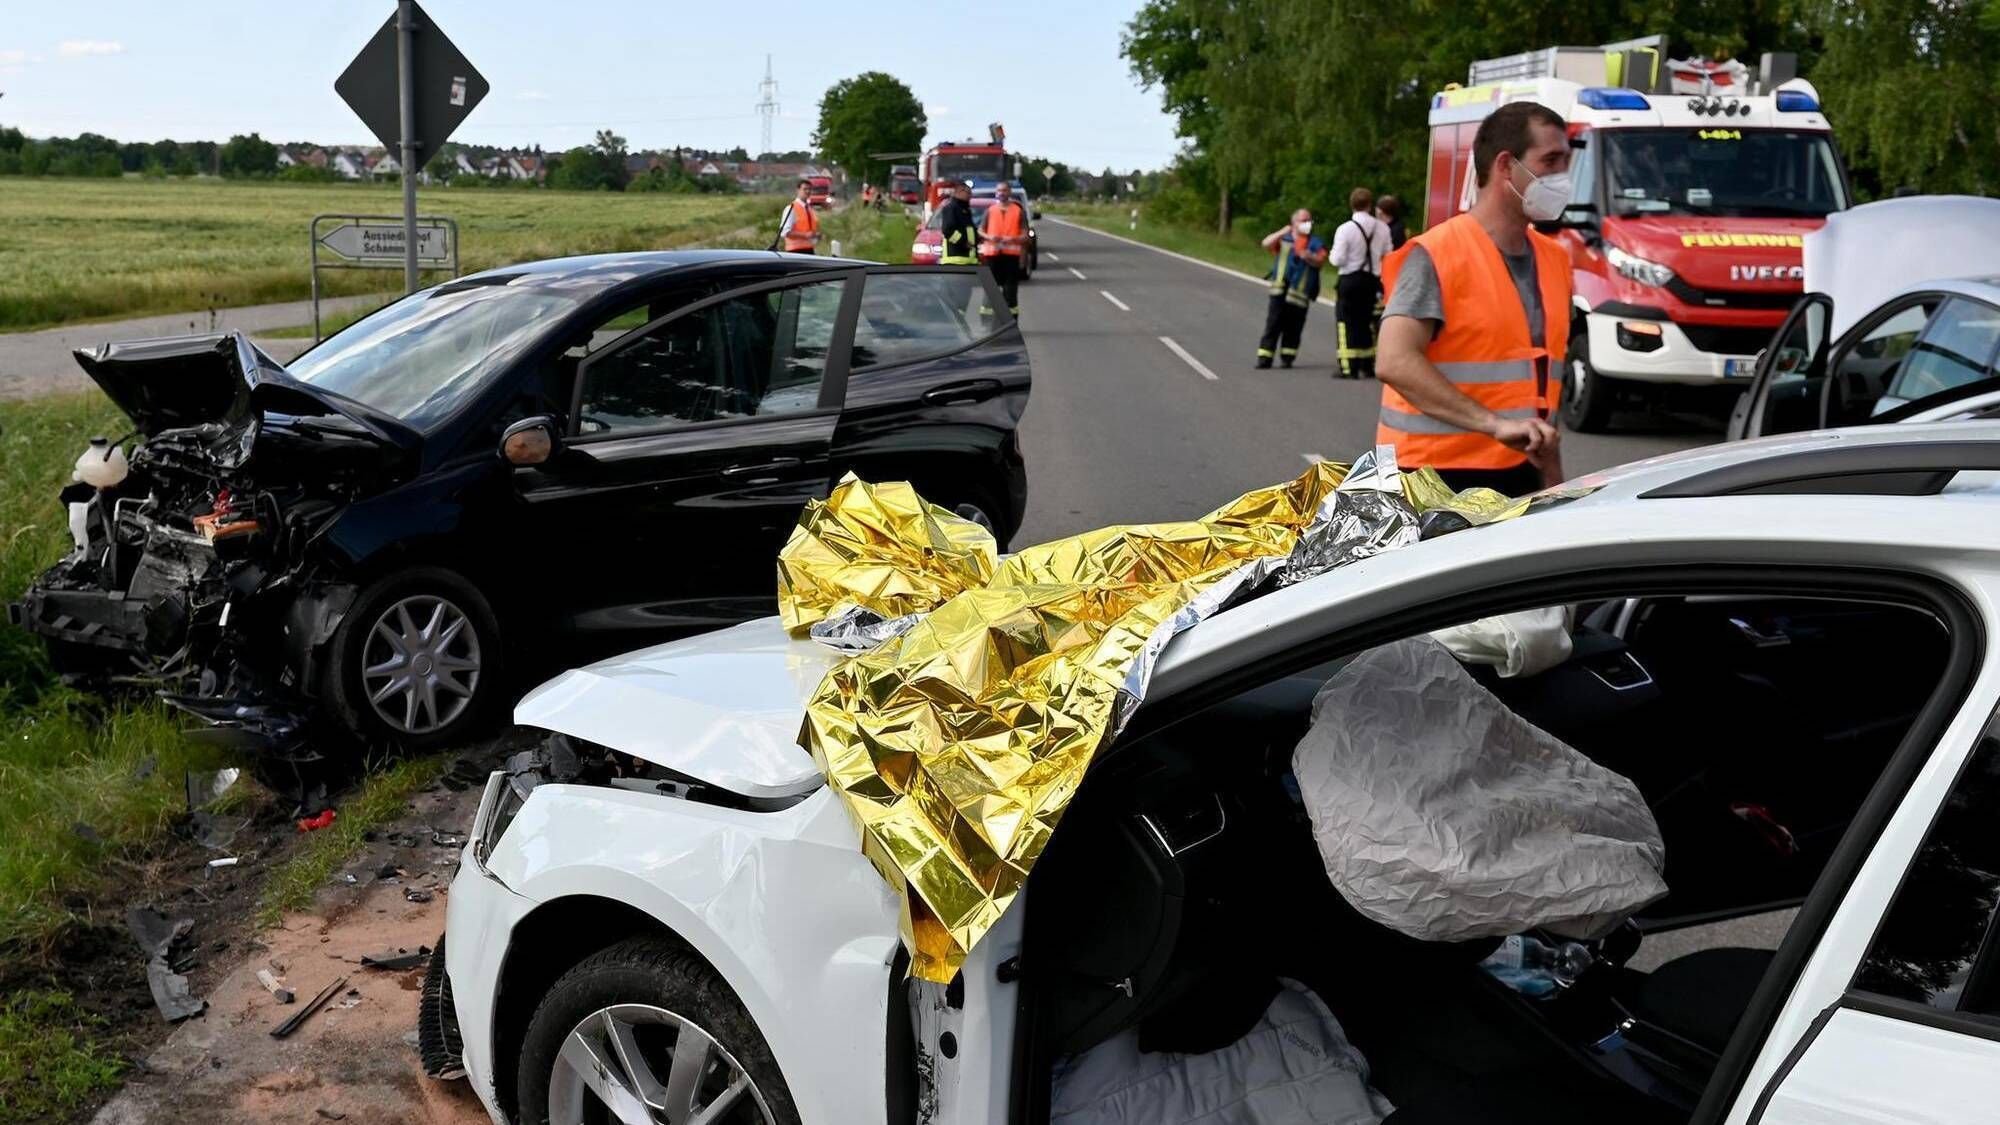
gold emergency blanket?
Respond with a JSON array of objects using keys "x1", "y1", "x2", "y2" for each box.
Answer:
[{"x1": 782, "y1": 455, "x2": 1530, "y2": 981}]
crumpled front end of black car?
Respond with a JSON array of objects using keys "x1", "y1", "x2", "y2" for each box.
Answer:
[{"x1": 8, "y1": 333, "x2": 412, "y2": 757}]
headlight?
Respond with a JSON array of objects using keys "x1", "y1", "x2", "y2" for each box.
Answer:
[{"x1": 1607, "y1": 245, "x2": 1676, "y2": 288}]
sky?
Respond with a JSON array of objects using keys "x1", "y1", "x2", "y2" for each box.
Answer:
[{"x1": 0, "y1": 1, "x2": 1182, "y2": 170}]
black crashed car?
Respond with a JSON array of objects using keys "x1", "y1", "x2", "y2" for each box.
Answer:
[{"x1": 11, "y1": 251, "x2": 1030, "y2": 750}]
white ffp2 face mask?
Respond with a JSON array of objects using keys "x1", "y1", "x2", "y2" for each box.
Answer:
[
  {"x1": 1296, "y1": 220, "x2": 1313, "y2": 235},
  {"x1": 1510, "y1": 165, "x2": 1571, "y2": 222}
]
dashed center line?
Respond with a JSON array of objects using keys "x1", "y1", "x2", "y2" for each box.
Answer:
[
  {"x1": 1045, "y1": 252, "x2": 1061, "y2": 262},
  {"x1": 1100, "y1": 290, "x2": 1131, "y2": 312},
  {"x1": 1158, "y1": 336, "x2": 1220, "y2": 381},
  {"x1": 1302, "y1": 453, "x2": 1330, "y2": 465},
  {"x1": 1067, "y1": 267, "x2": 1088, "y2": 281}
]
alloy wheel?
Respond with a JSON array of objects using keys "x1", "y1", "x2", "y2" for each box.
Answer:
[
  {"x1": 548, "y1": 1004, "x2": 775, "y2": 1125},
  {"x1": 359, "y1": 593, "x2": 481, "y2": 735},
  {"x1": 952, "y1": 502, "x2": 995, "y2": 531}
]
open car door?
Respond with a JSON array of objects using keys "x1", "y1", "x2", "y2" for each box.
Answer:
[{"x1": 1730, "y1": 294, "x2": 1831, "y2": 441}]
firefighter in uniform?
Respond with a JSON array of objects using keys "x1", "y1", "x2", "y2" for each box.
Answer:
[
  {"x1": 1330, "y1": 187, "x2": 1392, "y2": 379},
  {"x1": 980, "y1": 181, "x2": 1029, "y2": 315},
  {"x1": 1255, "y1": 208, "x2": 1327, "y2": 369},
  {"x1": 1377, "y1": 102, "x2": 1572, "y2": 496},
  {"x1": 938, "y1": 181, "x2": 980, "y2": 265},
  {"x1": 779, "y1": 179, "x2": 822, "y2": 254}
]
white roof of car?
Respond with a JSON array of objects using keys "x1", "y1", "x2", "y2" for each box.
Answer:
[
  {"x1": 1807, "y1": 195, "x2": 2000, "y2": 337},
  {"x1": 516, "y1": 423, "x2": 2000, "y2": 796}
]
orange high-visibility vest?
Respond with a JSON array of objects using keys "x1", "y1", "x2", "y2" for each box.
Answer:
[
  {"x1": 1377, "y1": 213, "x2": 1570, "y2": 470},
  {"x1": 982, "y1": 200, "x2": 1026, "y2": 256},
  {"x1": 783, "y1": 200, "x2": 819, "y2": 252}
]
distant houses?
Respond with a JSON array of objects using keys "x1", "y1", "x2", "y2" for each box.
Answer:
[{"x1": 270, "y1": 142, "x2": 828, "y2": 189}]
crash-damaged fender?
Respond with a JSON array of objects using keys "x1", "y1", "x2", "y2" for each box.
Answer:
[
  {"x1": 468, "y1": 779, "x2": 903, "y2": 1124},
  {"x1": 510, "y1": 618, "x2": 836, "y2": 800}
]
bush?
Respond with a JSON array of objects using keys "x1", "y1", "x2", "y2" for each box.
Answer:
[{"x1": 276, "y1": 163, "x2": 341, "y2": 184}]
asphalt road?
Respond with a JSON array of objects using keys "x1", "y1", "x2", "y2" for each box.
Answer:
[{"x1": 1012, "y1": 218, "x2": 1716, "y2": 544}]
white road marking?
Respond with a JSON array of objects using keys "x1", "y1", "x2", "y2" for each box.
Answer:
[
  {"x1": 1302, "y1": 453, "x2": 1329, "y2": 464},
  {"x1": 1100, "y1": 290, "x2": 1131, "y2": 312},
  {"x1": 1044, "y1": 215, "x2": 1338, "y2": 309},
  {"x1": 1067, "y1": 266, "x2": 1088, "y2": 281},
  {"x1": 1046, "y1": 252, "x2": 1060, "y2": 262},
  {"x1": 1158, "y1": 336, "x2": 1220, "y2": 381}
]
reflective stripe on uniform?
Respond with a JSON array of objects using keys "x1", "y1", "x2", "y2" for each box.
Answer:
[
  {"x1": 1434, "y1": 358, "x2": 1536, "y2": 383},
  {"x1": 1379, "y1": 405, "x2": 1538, "y2": 435}
]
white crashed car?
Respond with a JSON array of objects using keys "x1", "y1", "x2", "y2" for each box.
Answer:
[{"x1": 431, "y1": 423, "x2": 2000, "y2": 1125}]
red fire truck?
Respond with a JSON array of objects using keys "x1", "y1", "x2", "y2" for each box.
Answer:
[
  {"x1": 1423, "y1": 36, "x2": 1851, "y2": 431},
  {"x1": 921, "y1": 123, "x2": 1015, "y2": 212}
]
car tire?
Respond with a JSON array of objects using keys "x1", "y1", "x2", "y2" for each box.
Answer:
[
  {"x1": 944, "y1": 495, "x2": 1010, "y2": 552},
  {"x1": 322, "y1": 566, "x2": 504, "y2": 751},
  {"x1": 515, "y1": 938, "x2": 801, "y2": 1125},
  {"x1": 1561, "y1": 318, "x2": 1618, "y2": 434}
]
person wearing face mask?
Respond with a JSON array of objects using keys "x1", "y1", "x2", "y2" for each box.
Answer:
[
  {"x1": 1255, "y1": 208, "x2": 1328, "y2": 369},
  {"x1": 1375, "y1": 101, "x2": 1573, "y2": 495},
  {"x1": 979, "y1": 181, "x2": 1030, "y2": 316}
]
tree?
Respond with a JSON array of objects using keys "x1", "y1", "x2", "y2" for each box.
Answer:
[
  {"x1": 219, "y1": 133, "x2": 277, "y2": 177},
  {"x1": 814, "y1": 71, "x2": 926, "y2": 187},
  {"x1": 425, "y1": 151, "x2": 458, "y2": 182}
]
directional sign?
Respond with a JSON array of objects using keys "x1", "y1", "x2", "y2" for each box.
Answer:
[
  {"x1": 334, "y1": 1, "x2": 488, "y2": 158},
  {"x1": 317, "y1": 220, "x2": 453, "y2": 264}
]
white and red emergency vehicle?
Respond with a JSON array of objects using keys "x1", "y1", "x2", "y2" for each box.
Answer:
[{"x1": 1423, "y1": 38, "x2": 1852, "y2": 430}]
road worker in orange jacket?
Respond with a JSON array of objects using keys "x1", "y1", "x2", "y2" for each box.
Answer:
[
  {"x1": 979, "y1": 181, "x2": 1030, "y2": 316},
  {"x1": 1376, "y1": 101, "x2": 1572, "y2": 496},
  {"x1": 779, "y1": 179, "x2": 822, "y2": 254}
]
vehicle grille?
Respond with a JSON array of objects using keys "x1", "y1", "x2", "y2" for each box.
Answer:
[
  {"x1": 1666, "y1": 277, "x2": 1799, "y2": 311},
  {"x1": 418, "y1": 932, "x2": 467, "y2": 1080},
  {"x1": 1680, "y1": 324, "x2": 1775, "y2": 357}
]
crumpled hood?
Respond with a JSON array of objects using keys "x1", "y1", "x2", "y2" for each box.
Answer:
[
  {"x1": 73, "y1": 331, "x2": 418, "y2": 451},
  {"x1": 1604, "y1": 215, "x2": 1822, "y2": 291},
  {"x1": 511, "y1": 618, "x2": 835, "y2": 800}
]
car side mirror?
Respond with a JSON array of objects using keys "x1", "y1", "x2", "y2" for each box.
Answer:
[{"x1": 500, "y1": 416, "x2": 560, "y2": 467}]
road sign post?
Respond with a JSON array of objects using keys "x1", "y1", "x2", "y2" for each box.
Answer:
[
  {"x1": 308, "y1": 214, "x2": 459, "y2": 341},
  {"x1": 336, "y1": 1, "x2": 487, "y2": 294}
]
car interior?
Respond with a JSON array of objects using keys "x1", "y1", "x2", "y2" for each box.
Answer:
[{"x1": 1012, "y1": 590, "x2": 1955, "y2": 1124}]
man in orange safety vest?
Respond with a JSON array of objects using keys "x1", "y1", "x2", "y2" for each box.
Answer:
[
  {"x1": 1376, "y1": 101, "x2": 1573, "y2": 496},
  {"x1": 779, "y1": 179, "x2": 822, "y2": 254}
]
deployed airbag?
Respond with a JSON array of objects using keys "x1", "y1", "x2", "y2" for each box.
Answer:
[
  {"x1": 1292, "y1": 636, "x2": 1666, "y2": 942},
  {"x1": 1051, "y1": 979, "x2": 1392, "y2": 1125}
]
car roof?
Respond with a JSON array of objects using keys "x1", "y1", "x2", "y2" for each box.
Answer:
[{"x1": 449, "y1": 250, "x2": 859, "y2": 297}]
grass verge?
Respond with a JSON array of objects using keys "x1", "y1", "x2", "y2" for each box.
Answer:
[
  {"x1": 1046, "y1": 201, "x2": 1275, "y2": 279},
  {"x1": 820, "y1": 204, "x2": 920, "y2": 263},
  {"x1": 254, "y1": 754, "x2": 450, "y2": 927},
  {"x1": 0, "y1": 991, "x2": 125, "y2": 1122},
  {"x1": 0, "y1": 179, "x2": 782, "y2": 333}
]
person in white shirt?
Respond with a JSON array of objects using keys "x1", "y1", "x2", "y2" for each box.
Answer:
[{"x1": 1329, "y1": 187, "x2": 1392, "y2": 379}]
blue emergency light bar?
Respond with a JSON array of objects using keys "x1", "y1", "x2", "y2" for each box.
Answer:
[
  {"x1": 1578, "y1": 87, "x2": 1652, "y2": 111},
  {"x1": 1775, "y1": 89, "x2": 1821, "y2": 112}
]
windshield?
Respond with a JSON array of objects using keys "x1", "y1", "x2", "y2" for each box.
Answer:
[
  {"x1": 1602, "y1": 129, "x2": 1848, "y2": 218},
  {"x1": 891, "y1": 176, "x2": 921, "y2": 192},
  {"x1": 287, "y1": 282, "x2": 579, "y2": 427},
  {"x1": 934, "y1": 152, "x2": 1007, "y2": 182}
]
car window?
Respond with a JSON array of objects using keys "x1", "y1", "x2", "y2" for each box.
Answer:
[
  {"x1": 1883, "y1": 297, "x2": 2000, "y2": 406},
  {"x1": 850, "y1": 273, "x2": 998, "y2": 370},
  {"x1": 1852, "y1": 708, "x2": 2000, "y2": 1018},
  {"x1": 1847, "y1": 303, "x2": 1932, "y2": 366},
  {"x1": 576, "y1": 279, "x2": 844, "y2": 434},
  {"x1": 1767, "y1": 298, "x2": 1828, "y2": 385}
]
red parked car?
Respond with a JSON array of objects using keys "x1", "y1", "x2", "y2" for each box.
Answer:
[{"x1": 911, "y1": 198, "x2": 1038, "y2": 278}]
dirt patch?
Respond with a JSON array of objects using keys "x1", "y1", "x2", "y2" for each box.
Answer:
[{"x1": 86, "y1": 745, "x2": 512, "y2": 1124}]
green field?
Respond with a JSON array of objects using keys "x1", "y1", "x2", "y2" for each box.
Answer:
[{"x1": 0, "y1": 178, "x2": 784, "y2": 332}]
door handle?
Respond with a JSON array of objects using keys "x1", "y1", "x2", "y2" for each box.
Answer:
[
  {"x1": 721, "y1": 456, "x2": 803, "y2": 480},
  {"x1": 923, "y1": 379, "x2": 1004, "y2": 406}
]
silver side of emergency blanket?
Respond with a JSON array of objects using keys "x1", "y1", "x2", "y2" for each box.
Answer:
[
  {"x1": 1051, "y1": 979, "x2": 1393, "y2": 1125},
  {"x1": 1292, "y1": 636, "x2": 1667, "y2": 942}
]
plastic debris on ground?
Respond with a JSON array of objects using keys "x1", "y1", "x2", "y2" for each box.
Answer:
[
  {"x1": 1291, "y1": 636, "x2": 1666, "y2": 943},
  {"x1": 296, "y1": 809, "x2": 337, "y2": 833},
  {"x1": 270, "y1": 975, "x2": 346, "y2": 1039},
  {"x1": 257, "y1": 968, "x2": 295, "y2": 1004},
  {"x1": 1050, "y1": 979, "x2": 1393, "y2": 1125},
  {"x1": 361, "y1": 947, "x2": 430, "y2": 971},
  {"x1": 780, "y1": 448, "x2": 1557, "y2": 982},
  {"x1": 125, "y1": 905, "x2": 207, "y2": 1023}
]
